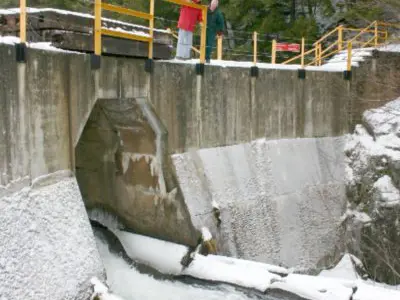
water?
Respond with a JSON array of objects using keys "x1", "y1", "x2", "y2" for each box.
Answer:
[{"x1": 93, "y1": 227, "x2": 301, "y2": 300}]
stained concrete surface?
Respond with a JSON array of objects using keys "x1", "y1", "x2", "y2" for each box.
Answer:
[{"x1": 173, "y1": 137, "x2": 347, "y2": 270}]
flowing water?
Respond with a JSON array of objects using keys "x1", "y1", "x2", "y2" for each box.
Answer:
[{"x1": 93, "y1": 226, "x2": 302, "y2": 300}]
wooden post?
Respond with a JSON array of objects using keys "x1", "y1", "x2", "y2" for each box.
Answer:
[
  {"x1": 374, "y1": 21, "x2": 378, "y2": 47},
  {"x1": 148, "y1": 0, "x2": 155, "y2": 59},
  {"x1": 253, "y1": 31, "x2": 258, "y2": 65},
  {"x1": 314, "y1": 43, "x2": 318, "y2": 66},
  {"x1": 271, "y1": 39, "x2": 276, "y2": 64},
  {"x1": 217, "y1": 35, "x2": 223, "y2": 60},
  {"x1": 318, "y1": 43, "x2": 322, "y2": 66},
  {"x1": 347, "y1": 41, "x2": 352, "y2": 72},
  {"x1": 338, "y1": 25, "x2": 343, "y2": 51},
  {"x1": 199, "y1": 7, "x2": 207, "y2": 63},
  {"x1": 94, "y1": 0, "x2": 102, "y2": 56},
  {"x1": 20, "y1": 0, "x2": 26, "y2": 43},
  {"x1": 301, "y1": 37, "x2": 305, "y2": 68}
]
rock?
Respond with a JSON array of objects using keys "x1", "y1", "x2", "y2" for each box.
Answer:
[{"x1": 345, "y1": 97, "x2": 400, "y2": 284}]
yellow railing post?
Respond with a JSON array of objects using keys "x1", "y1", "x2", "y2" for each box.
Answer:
[
  {"x1": 148, "y1": 0, "x2": 155, "y2": 59},
  {"x1": 385, "y1": 30, "x2": 388, "y2": 43},
  {"x1": 347, "y1": 41, "x2": 352, "y2": 72},
  {"x1": 271, "y1": 39, "x2": 276, "y2": 64},
  {"x1": 338, "y1": 25, "x2": 343, "y2": 51},
  {"x1": 374, "y1": 21, "x2": 378, "y2": 47},
  {"x1": 94, "y1": 0, "x2": 102, "y2": 56},
  {"x1": 314, "y1": 43, "x2": 318, "y2": 66},
  {"x1": 301, "y1": 37, "x2": 305, "y2": 68},
  {"x1": 253, "y1": 31, "x2": 258, "y2": 65},
  {"x1": 217, "y1": 35, "x2": 223, "y2": 60},
  {"x1": 200, "y1": 7, "x2": 207, "y2": 64},
  {"x1": 20, "y1": 0, "x2": 26, "y2": 43},
  {"x1": 318, "y1": 43, "x2": 322, "y2": 66}
]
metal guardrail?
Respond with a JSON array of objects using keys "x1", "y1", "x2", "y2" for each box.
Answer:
[
  {"x1": 94, "y1": 0, "x2": 207, "y2": 63},
  {"x1": 17, "y1": 0, "x2": 208, "y2": 64},
  {"x1": 15, "y1": 0, "x2": 400, "y2": 72}
]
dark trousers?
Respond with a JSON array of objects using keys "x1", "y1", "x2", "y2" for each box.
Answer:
[{"x1": 206, "y1": 29, "x2": 216, "y2": 60}]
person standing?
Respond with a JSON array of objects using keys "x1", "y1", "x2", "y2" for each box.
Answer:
[
  {"x1": 206, "y1": 0, "x2": 224, "y2": 63},
  {"x1": 176, "y1": 0, "x2": 203, "y2": 60}
]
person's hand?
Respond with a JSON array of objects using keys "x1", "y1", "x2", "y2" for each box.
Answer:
[{"x1": 217, "y1": 31, "x2": 223, "y2": 36}]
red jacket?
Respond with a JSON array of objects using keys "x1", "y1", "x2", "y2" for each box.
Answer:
[{"x1": 178, "y1": 6, "x2": 203, "y2": 32}]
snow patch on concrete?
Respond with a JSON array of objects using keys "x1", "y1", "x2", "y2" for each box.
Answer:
[{"x1": 0, "y1": 171, "x2": 104, "y2": 300}]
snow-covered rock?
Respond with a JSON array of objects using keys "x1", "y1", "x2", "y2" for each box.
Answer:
[
  {"x1": 90, "y1": 277, "x2": 125, "y2": 300},
  {"x1": 344, "y1": 97, "x2": 400, "y2": 285}
]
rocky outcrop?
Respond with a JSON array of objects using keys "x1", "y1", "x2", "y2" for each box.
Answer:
[
  {"x1": 344, "y1": 98, "x2": 400, "y2": 284},
  {"x1": 75, "y1": 98, "x2": 199, "y2": 247}
]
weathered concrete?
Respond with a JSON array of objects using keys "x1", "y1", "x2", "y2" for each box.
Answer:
[
  {"x1": 76, "y1": 98, "x2": 198, "y2": 246},
  {"x1": 1, "y1": 41, "x2": 400, "y2": 297},
  {"x1": 0, "y1": 171, "x2": 105, "y2": 300},
  {"x1": 150, "y1": 63, "x2": 351, "y2": 152},
  {"x1": 173, "y1": 137, "x2": 347, "y2": 270}
]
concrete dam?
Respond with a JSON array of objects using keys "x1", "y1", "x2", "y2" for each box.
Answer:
[{"x1": 1, "y1": 40, "x2": 400, "y2": 299}]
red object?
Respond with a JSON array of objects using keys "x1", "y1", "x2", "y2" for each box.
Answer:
[
  {"x1": 178, "y1": 6, "x2": 203, "y2": 32},
  {"x1": 276, "y1": 42, "x2": 300, "y2": 53}
]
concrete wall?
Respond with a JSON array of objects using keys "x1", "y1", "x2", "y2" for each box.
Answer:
[
  {"x1": 0, "y1": 171, "x2": 105, "y2": 300},
  {"x1": 150, "y1": 63, "x2": 351, "y2": 153},
  {"x1": 0, "y1": 45, "x2": 104, "y2": 300},
  {"x1": 75, "y1": 98, "x2": 198, "y2": 246},
  {"x1": 1, "y1": 41, "x2": 400, "y2": 296},
  {"x1": 173, "y1": 137, "x2": 347, "y2": 270}
]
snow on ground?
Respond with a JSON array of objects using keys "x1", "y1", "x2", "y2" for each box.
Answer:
[
  {"x1": 270, "y1": 274, "x2": 354, "y2": 300},
  {"x1": 319, "y1": 254, "x2": 361, "y2": 281},
  {"x1": 0, "y1": 35, "x2": 82, "y2": 53},
  {"x1": 379, "y1": 43, "x2": 400, "y2": 53},
  {"x1": 319, "y1": 253, "x2": 400, "y2": 300},
  {"x1": 92, "y1": 213, "x2": 400, "y2": 300},
  {"x1": 94, "y1": 235, "x2": 280, "y2": 300},
  {"x1": 91, "y1": 277, "x2": 125, "y2": 300},
  {"x1": 109, "y1": 229, "x2": 400, "y2": 300},
  {"x1": 162, "y1": 47, "x2": 373, "y2": 71},
  {"x1": 113, "y1": 229, "x2": 283, "y2": 292},
  {"x1": 0, "y1": 35, "x2": 20, "y2": 45}
]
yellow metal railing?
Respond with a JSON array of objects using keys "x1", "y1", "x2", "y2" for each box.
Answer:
[
  {"x1": 280, "y1": 20, "x2": 395, "y2": 69},
  {"x1": 94, "y1": 0, "x2": 208, "y2": 63},
  {"x1": 19, "y1": 0, "x2": 27, "y2": 43},
  {"x1": 15, "y1": 0, "x2": 400, "y2": 70},
  {"x1": 94, "y1": 0, "x2": 154, "y2": 59}
]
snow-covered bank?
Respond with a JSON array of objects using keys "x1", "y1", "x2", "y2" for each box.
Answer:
[
  {"x1": 93, "y1": 225, "x2": 400, "y2": 300},
  {"x1": 344, "y1": 97, "x2": 400, "y2": 284},
  {"x1": 114, "y1": 229, "x2": 283, "y2": 292},
  {"x1": 0, "y1": 171, "x2": 104, "y2": 300},
  {"x1": 93, "y1": 232, "x2": 288, "y2": 300}
]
